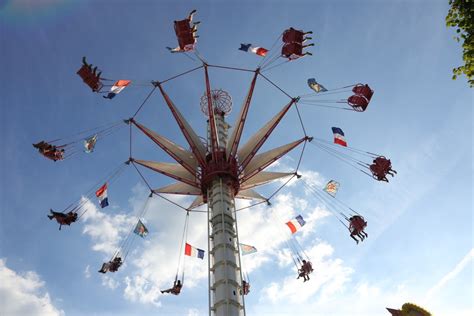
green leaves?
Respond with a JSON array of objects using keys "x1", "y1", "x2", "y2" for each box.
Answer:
[{"x1": 446, "y1": 0, "x2": 474, "y2": 87}]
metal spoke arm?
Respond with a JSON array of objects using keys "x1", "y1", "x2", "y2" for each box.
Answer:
[
  {"x1": 235, "y1": 189, "x2": 267, "y2": 202},
  {"x1": 238, "y1": 98, "x2": 298, "y2": 171},
  {"x1": 132, "y1": 159, "x2": 200, "y2": 188},
  {"x1": 204, "y1": 64, "x2": 220, "y2": 159},
  {"x1": 226, "y1": 69, "x2": 259, "y2": 160},
  {"x1": 240, "y1": 171, "x2": 294, "y2": 190},
  {"x1": 155, "y1": 82, "x2": 207, "y2": 166},
  {"x1": 153, "y1": 182, "x2": 202, "y2": 195},
  {"x1": 130, "y1": 119, "x2": 198, "y2": 175},
  {"x1": 241, "y1": 137, "x2": 309, "y2": 183}
]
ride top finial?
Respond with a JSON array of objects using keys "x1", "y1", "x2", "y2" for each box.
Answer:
[{"x1": 200, "y1": 89, "x2": 232, "y2": 116}]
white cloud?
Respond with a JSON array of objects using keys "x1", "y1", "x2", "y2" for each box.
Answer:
[
  {"x1": 298, "y1": 205, "x2": 331, "y2": 240},
  {"x1": 123, "y1": 275, "x2": 162, "y2": 307},
  {"x1": 260, "y1": 241, "x2": 353, "y2": 304},
  {"x1": 119, "y1": 185, "x2": 207, "y2": 305},
  {"x1": 252, "y1": 276, "x2": 412, "y2": 316},
  {"x1": 81, "y1": 197, "x2": 137, "y2": 258},
  {"x1": 0, "y1": 259, "x2": 64, "y2": 316},
  {"x1": 299, "y1": 169, "x2": 326, "y2": 190},
  {"x1": 187, "y1": 308, "x2": 200, "y2": 316},
  {"x1": 117, "y1": 178, "x2": 330, "y2": 307},
  {"x1": 101, "y1": 275, "x2": 120, "y2": 290}
]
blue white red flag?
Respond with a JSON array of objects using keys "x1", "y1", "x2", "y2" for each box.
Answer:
[
  {"x1": 185, "y1": 243, "x2": 205, "y2": 259},
  {"x1": 332, "y1": 127, "x2": 347, "y2": 147},
  {"x1": 103, "y1": 80, "x2": 131, "y2": 99},
  {"x1": 239, "y1": 43, "x2": 268, "y2": 57},
  {"x1": 95, "y1": 183, "x2": 109, "y2": 208},
  {"x1": 286, "y1": 215, "x2": 306, "y2": 234}
]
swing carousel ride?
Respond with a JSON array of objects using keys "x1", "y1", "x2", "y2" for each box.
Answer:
[{"x1": 35, "y1": 10, "x2": 396, "y2": 316}]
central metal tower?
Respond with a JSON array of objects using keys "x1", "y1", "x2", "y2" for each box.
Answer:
[
  {"x1": 131, "y1": 64, "x2": 309, "y2": 315},
  {"x1": 202, "y1": 91, "x2": 245, "y2": 315}
]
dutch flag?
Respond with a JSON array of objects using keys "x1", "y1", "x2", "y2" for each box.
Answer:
[{"x1": 95, "y1": 183, "x2": 109, "y2": 208}]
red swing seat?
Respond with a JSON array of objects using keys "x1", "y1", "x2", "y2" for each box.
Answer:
[
  {"x1": 281, "y1": 42, "x2": 304, "y2": 58},
  {"x1": 282, "y1": 28, "x2": 305, "y2": 44},
  {"x1": 76, "y1": 65, "x2": 103, "y2": 92},
  {"x1": 347, "y1": 94, "x2": 369, "y2": 112}
]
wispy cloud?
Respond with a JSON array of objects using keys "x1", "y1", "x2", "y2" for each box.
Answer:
[
  {"x1": 425, "y1": 248, "x2": 474, "y2": 301},
  {"x1": 84, "y1": 265, "x2": 91, "y2": 279},
  {"x1": 101, "y1": 275, "x2": 120, "y2": 290}
]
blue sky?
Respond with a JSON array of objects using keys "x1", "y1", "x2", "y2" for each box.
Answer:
[{"x1": 0, "y1": 0, "x2": 472, "y2": 315}]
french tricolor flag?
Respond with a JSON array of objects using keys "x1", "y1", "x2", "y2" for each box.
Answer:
[
  {"x1": 103, "y1": 80, "x2": 131, "y2": 99},
  {"x1": 286, "y1": 215, "x2": 306, "y2": 234},
  {"x1": 332, "y1": 127, "x2": 347, "y2": 147},
  {"x1": 239, "y1": 43, "x2": 268, "y2": 57},
  {"x1": 184, "y1": 243, "x2": 205, "y2": 259},
  {"x1": 95, "y1": 183, "x2": 109, "y2": 208}
]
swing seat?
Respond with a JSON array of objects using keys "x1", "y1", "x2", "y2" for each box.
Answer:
[
  {"x1": 347, "y1": 94, "x2": 369, "y2": 112},
  {"x1": 57, "y1": 213, "x2": 77, "y2": 225},
  {"x1": 174, "y1": 19, "x2": 192, "y2": 36},
  {"x1": 281, "y1": 43, "x2": 303, "y2": 58},
  {"x1": 43, "y1": 149, "x2": 64, "y2": 161},
  {"x1": 369, "y1": 163, "x2": 385, "y2": 178},
  {"x1": 177, "y1": 33, "x2": 196, "y2": 50},
  {"x1": 282, "y1": 28, "x2": 305, "y2": 44},
  {"x1": 77, "y1": 65, "x2": 103, "y2": 92},
  {"x1": 352, "y1": 84, "x2": 374, "y2": 101},
  {"x1": 374, "y1": 157, "x2": 391, "y2": 170}
]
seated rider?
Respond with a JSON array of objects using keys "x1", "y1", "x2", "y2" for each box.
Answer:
[
  {"x1": 349, "y1": 216, "x2": 368, "y2": 244},
  {"x1": 109, "y1": 257, "x2": 122, "y2": 272},
  {"x1": 99, "y1": 257, "x2": 122, "y2": 274},
  {"x1": 78, "y1": 57, "x2": 102, "y2": 92},
  {"x1": 283, "y1": 27, "x2": 313, "y2": 44},
  {"x1": 34, "y1": 141, "x2": 65, "y2": 161},
  {"x1": 47, "y1": 209, "x2": 78, "y2": 230},
  {"x1": 174, "y1": 10, "x2": 199, "y2": 51},
  {"x1": 51, "y1": 148, "x2": 65, "y2": 161},
  {"x1": 46, "y1": 148, "x2": 65, "y2": 162},
  {"x1": 82, "y1": 56, "x2": 101, "y2": 79},
  {"x1": 302, "y1": 260, "x2": 313, "y2": 275},
  {"x1": 282, "y1": 43, "x2": 314, "y2": 59},
  {"x1": 297, "y1": 260, "x2": 311, "y2": 282},
  {"x1": 241, "y1": 280, "x2": 250, "y2": 295},
  {"x1": 33, "y1": 141, "x2": 54, "y2": 153},
  {"x1": 186, "y1": 9, "x2": 197, "y2": 23},
  {"x1": 349, "y1": 222, "x2": 362, "y2": 244},
  {"x1": 374, "y1": 157, "x2": 396, "y2": 177},
  {"x1": 369, "y1": 162, "x2": 389, "y2": 182},
  {"x1": 161, "y1": 280, "x2": 183, "y2": 295}
]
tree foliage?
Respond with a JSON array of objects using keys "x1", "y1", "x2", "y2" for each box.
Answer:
[
  {"x1": 401, "y1": 302, "x2": 432, "y2": 316},
  {"x1": 446, "y1": 0, "x2": 474, "y2": 87}
]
